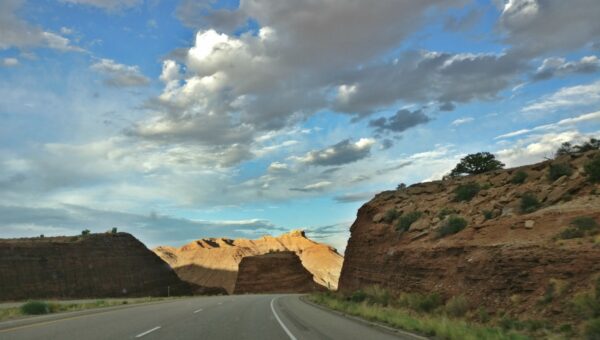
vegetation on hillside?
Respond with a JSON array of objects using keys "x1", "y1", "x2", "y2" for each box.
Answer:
[{"x1": 449, "y1": 152, "x2": 505, "y2": 177}]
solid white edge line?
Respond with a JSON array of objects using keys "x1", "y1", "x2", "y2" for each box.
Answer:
[
  {"x1": 193, "y1": 309, "x2": 203, "y2": 314},
  {"x1": 270, "y1": 297, "x2": 297, "y2": 340},
  {"x1": 135, "y1": 326, "x2": 161, "y2": 338}
]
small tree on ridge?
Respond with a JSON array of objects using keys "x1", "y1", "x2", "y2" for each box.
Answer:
[{"x1": 449, "y1": 152, "x2": 504, "y2": 177}]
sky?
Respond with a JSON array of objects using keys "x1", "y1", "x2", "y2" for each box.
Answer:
[{"x1": 1, "y1": 0, "x2": 600, "y2": 252}]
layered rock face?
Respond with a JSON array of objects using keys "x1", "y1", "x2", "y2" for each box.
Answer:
[
  {"x1": 233, "y1": 251, "x2": 326, "y2": 294},
  {"x1": 340, "y1": 151, "x2": 600, "y2": 319},
  {"x1": 0, "y1": 233, "x2": 192, "y2": 301},
  {"x1": 154, "y1": 230, "x2": 343, "y2": 294}
]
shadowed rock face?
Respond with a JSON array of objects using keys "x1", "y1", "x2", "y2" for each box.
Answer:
[
  {"x1": 154, "y1": 230, "x2": 343, "y2": 294},
  {"x1": 0, "y1": 233, "x2": 192, "y2": 301},
  {"x1": 233, "y1": 251, "x2": 326, "y2": 294},
  {"x1": 339, "y1": 150, "x2": 600, "y2": 320}
]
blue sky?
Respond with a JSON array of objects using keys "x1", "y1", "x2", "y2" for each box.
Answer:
[{"x1": 1, "y1": 0, "x2": 600, "y2": 252}]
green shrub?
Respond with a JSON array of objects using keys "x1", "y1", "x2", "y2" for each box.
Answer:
[
  {"x1": 520, "y1": 193, "x2": 541, "y2": 213},
  {"x1": 476, "y1": 307, "x2": 491, "y2": 323},
  {"x1": 81, "y1": 229, "x2": 91, "y2": 236},
  {"x1": 397, "y1": 292, "x2": 443, "y2": 313},
  {"x1": 571, "y1": 278, "x2": 600, "y2": 318},
  {"x1": 350, "y1": 290, "x2": 367, "y2": 303},
  {"x1": 585, "y1": 156, "x2": 600, "y2": 183},
  {"x1": 548, "y1": 163, "x2": 573, "y2": 181},
  {"x1": 559, "y1": 227, "x2": 585, "y2": 239},
  {"x1": 511, "y1": 171, "x2": 528, "y2": 184},
  {"x1": 453, "y1": 183, "x2": 481, "y2": 202},
  {"x1": 364, "y1": 286, "x2": 392, "y2": 306},
  {"x1": 572, "y1": 217, "x2": 599, "y2": 232},
  {"x1": 21, "y1": 301, "x2": 50, "y2": 315},
  {"x1": 383, "y1": 209, "x2": 400, "y2": 224},
  {"x1": 111, "y1": 227, "x2": 118, "y2": 234},
  {"x1": 445, "y1": 295, "x2": 470, "y2": 317},
  {"x1": 585, "y1": 318, "x2": 600, "y2": 340},
  {"x1": 396, "y1": 211, "x2": 422, "y2": 232},
  {"x1": 483, "y1": 210, "x2": 494, "y2": 220},
  {"x1": 438, "y1": 216, "x2": 468, "y2": 237},
  {"x1": 559, "y1": 217, "x2": 599, "y2": 239}
]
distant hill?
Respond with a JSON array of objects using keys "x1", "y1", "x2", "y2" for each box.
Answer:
[{"x1": 154, "y1": 230, "x2": 343, "y2": 293}]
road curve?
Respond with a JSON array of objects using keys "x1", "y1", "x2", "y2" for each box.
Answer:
[{"x1": 0, "y1": 294, "x2": 416, "y2": 340}]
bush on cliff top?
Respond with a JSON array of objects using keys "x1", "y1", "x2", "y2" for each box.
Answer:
[
  {"x1": 520, "y1": 193, "x2": 541, "y2": 213},
  {"x1": 438, "y1": 216, "x2": 468, "y2": 237},
  {"x1": 449, "y1": 152, "x2": 505, "y2": 177},
  {"x1": 454, "y1": 182, "x2": 481, "y2": 202},
  {"x1": 511, "y1": 171, "x2": 528, "y2": 184},
  {"x1": 548, "y1": 163, "x2": 573, "y2": 181},
  {"x1": 585, "y1": 155, "x2": 600, "y2": 183},
  {"x1": 395, "y1": 211, "x2": 422, "y2": 232}
]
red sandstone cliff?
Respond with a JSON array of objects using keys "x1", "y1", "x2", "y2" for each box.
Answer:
[
  {"x1": 233, "y1": 251, "x2": 326, "y2": 294},
  {"x1": 339, "y1": 150, "x2": 600, "y2": 320},
  {"x1": 154, "y1": 230, "x2": 343, "y2": 293},
  {"x1": 0, "y1": 233, "x2": 193, "y2": 301}
]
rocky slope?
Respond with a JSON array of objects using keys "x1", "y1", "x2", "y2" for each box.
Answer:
[
  {"x1": 339, "y1": 150, "x2": 600, "y2": 321},
  {"x1": 0, "y1": 233, "x2": 193, "y2": 301},
  {"x1": 234, "y1": 251, "x2": 326, "y2": 294},
  {"x1": 154, "y1": 230, "x2": 343, "y2": 293}
]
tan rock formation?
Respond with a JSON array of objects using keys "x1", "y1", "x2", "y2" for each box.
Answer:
[
  {"x1": 154, "y1": 230, "x2": 343, "y2": 293},
  {"x1": 233, "y1": 251, "x2": 326, "y2": 294},
  {"x1": 339, "y1": 150, "x2": 600, "y2": 321}
]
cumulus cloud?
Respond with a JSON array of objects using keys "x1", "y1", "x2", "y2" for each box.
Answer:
[
  {"x1": 294, "y1": 139, "x2": 375, "y2": 166},
  {"x1": 497, "y1": 130, "x2": 593, "y2": 167},
  {"x1": 0, "y1": 0, "x2": 82, "y2": 52},
  {"x1": 499, "y1": 0, "x2": 600, "y2": 57},
  {"x1": 91, "y1": 59, "x2": 150, "y2": 87},
  {"x1": 369, "y1": 109, "x2": 431, "y2": 134},
  {"x1": 523, "y1": 80, "x2": 600, "y2": 112},
  {"x1": 533, "y1": 56, "x2": 600, "y2": 81},
  {"x1": 58, "y1": 0, "x2": 141, "y2": 11}
]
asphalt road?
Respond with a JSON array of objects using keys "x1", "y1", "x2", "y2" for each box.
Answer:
[{"x1": 0, "y1": 295, "x2": 416, "y2": 340}]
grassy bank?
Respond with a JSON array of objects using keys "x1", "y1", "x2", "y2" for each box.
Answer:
[
  {"x1": 0, "y1": 297, "x2": 178, "y2": 322},
  {"x1": 309, "y1": 289, "x2": 540, "y2": 340}
]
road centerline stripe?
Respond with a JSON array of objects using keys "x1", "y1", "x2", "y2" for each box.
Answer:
[
  {"x1": 270, "y1": 297, "x2": 297, "y2": 340},
  {"x1": 135, "y1": 326, "x2": 161, "y2": 338},
  {"x1": 193, "y1": 309, "x2": 203, "y2": 314}
]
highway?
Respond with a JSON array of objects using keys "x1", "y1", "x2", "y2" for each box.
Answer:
[{"x1": 0, "y1": 295, "x2": 417, "y2": 340}]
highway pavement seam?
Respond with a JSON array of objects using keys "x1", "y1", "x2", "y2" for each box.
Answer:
[{"x1": 270, "y1": 296, "x2": 298, "y2": 340}]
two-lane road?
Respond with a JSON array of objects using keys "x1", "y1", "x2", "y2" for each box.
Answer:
[{"x1": 0, "y1": 295, "x2": 417, "y2": 339}]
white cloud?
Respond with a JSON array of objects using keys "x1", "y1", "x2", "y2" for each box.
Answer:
[
  {"x1": 91, "y1": 58, "x2": 150, "y2": 87},
  {"x1": 496, "y1": 110, "x2": 600, "y2": 139},
  {"x1": 533, "y1": 55, "x2": 600, "y2": 80},
  {"x1": 1, "y1": 57, "x2": 18, "y2": 67},
  {"x1": 294, "y1": 138, "x2": 375, "y2": 166},
  {"x1": 451, "y1": 117, "x2": 474, "y2": 126},
  {"x1": 0, "y1": 0, "x2": 82, "y2": 52},
  {"x1": 59, "y1": 0, "x2": 141, "y2": 11},
  {"x1": 523, "y1": 80, "x2": 600, "y2": 112}
]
